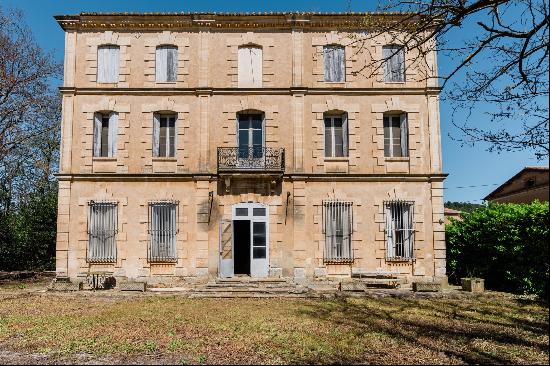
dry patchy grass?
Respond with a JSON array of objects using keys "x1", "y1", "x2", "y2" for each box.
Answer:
[{"x1": 0, "y1": 292, "x2": 547, "y2": 364}]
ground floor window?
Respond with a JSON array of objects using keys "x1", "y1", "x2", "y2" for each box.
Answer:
[
  {"x1": 322, "y1": 199, "x2": 353, "y2": 263},
  {"x1": 384, "y1": 200, "x2": 415, "y2": 260},
  {"x1": 87, "y1": 201, "x2": 118, "y2": 263},
  {"x1": 148, "y1": 201, "x2": 178, "y2": 262}
]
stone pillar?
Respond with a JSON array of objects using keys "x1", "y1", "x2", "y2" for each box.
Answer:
[
  {"x1": 56, "y1": 179, "x2": 72, "y2": 277},
  {"x1": 431, "y1": 181, "x2": 447, "y2": 283},
  {"x1": 428, "y1": 94, "x2": 442, "y2": 173}
]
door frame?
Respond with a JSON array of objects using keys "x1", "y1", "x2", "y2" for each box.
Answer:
[{"x1": 232, "y1": 202, "x2": 269, "y2": 278}]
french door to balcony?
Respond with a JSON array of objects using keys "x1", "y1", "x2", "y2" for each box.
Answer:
[{"x1": 237, "y1": 114, "x2": 264, "y2": 168}]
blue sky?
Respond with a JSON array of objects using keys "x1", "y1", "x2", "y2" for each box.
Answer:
[{"x1": 4, "y1": 0, "x2": 547, "y2": 203}]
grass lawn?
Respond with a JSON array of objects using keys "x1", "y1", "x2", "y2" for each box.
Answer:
[{"x1": 0, "y1": 288, "x2": 547, "y2": 365}]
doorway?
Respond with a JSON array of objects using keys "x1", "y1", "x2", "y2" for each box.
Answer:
[
  {"x1": 233, "y1": 220, "x2": 251, "y2": 275},
  {"x1": 218, "y1": 202, "x2": 269, "y2": 278}
]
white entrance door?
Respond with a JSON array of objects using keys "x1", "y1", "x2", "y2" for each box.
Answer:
[{"x1": 232, "y1": 202, "x2": 269, "y2": 278}]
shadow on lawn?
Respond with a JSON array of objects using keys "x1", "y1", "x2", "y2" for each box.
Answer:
[{"x1": 295, "y1": 296, "x2": 549, "y2": 365}]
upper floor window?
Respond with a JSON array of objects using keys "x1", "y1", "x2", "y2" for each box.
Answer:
[
  {"x1": 384, "y1": 114, "x2": 408, "y2": 157},
  {"x1": 324, "y1": 113, "x2": 348, "y2": 157},
  {"x1": 93, "y1": 112, "x2": 118, "y2": 157},
  {"x1": 322, "y1": 199, "x2": 353, "y2": 263},
  {"x1": 87, "y1": 201, "x2": 118, "y2": 263},
  {"x1": 238, "y1": 46, "x2": 262, "y2": 87},
  {"x1": 148, "y1": 201, "x2": 178, "y2": 262},
  {"x1": 237, "y1": 113, "x2": 264, "y2": 159},
  {"x1": 324, "y1": 45, "x2": 345, "y2": 82},
  {"x1": 383, "y1": 45, "x2": 405, "y2": 82},
  {"x1": 97, "y1": 45, "x2": 119, "y2": 83},
  {"x1": 153, "y1": 114, "x2": 176, "y2": 158},
  {"x1": 156, "y1": 45, "x2": 178, "y2": 83},
  {"x1": 385, "y1": 200, "x2": 414, "y2": 260}
]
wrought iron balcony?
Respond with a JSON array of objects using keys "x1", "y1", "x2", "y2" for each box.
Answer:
[{"x1": 217, "y1": 147, "x2": 285, "y2": 173}]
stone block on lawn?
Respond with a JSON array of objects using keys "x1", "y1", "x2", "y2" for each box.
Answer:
[
  {"x1": 461, "y1": 278, "x2": 484, "y2": 293},
  {"x1": 50, "y1": 280, "x2": 83, "y2": 291},
  {"x1": 119, "y1": 281, "x2": 147, "y2": 292},
  {"x1": 412, "y1": 282, "x2": 442, "y2": 292}
]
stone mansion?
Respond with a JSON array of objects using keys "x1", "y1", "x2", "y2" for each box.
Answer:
[{"x1": 54, "y1": 12, "x2": 447, "y2": 285}]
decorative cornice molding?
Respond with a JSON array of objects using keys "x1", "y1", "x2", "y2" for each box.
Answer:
[{"x1": 54, "y1": 12, "x2": 422, "y2": 31}]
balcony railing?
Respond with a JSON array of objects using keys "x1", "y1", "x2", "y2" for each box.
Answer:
[{"x1": 217, "y1": 147, "x2": 285, "y2": 173}]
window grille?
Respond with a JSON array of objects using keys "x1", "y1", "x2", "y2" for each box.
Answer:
[
  {"x1": 87, "y1": 201, "x2": 118, "y2": 263},
  {"x1": 322, "y1": 199, "x2": 353, "y2": 263},
  {"x1": 148, "y1": 201, "x2": 178, "y2": 262},
  {"x1": 384, "y1": 200, "x2": 415, "y2": 260},
  {"x1": 97, "y1": 45, "x2": 120, "y2": 83},
  {"x1": 156, "y1": 45, "x2": 178, "y2": 82},
  {"x1": 383, "y1": 45, "x2": 405, "y2": 82},
  {"x1": 324, "y1": 45, "x2": 345, "y2": 82},
  {"x1": 383, "y1": 114, "x2": 408, "y2": 157}
]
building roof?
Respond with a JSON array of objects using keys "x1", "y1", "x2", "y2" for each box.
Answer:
[
  {"x1": 54, "y1": 12, "x2": 423, "y2": 31},
  {"x1": 483, "y1": 166, "x2": 549, "y2": 201}
]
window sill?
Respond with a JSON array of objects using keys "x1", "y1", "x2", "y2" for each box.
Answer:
[
  {"x1": 324, "y1": 259, "x2": 354, "y2": 264},
  {"x1": 324, "y1": 157, "x2": 350, "y2": 162},
  {"x1": 383, "y1": 81, "x2": 406, "y2": 84},
  {"x1": 155, "y1": 82, "x2": 177, "y2": 85},
  {"x1": 385, "y1": 157, "x2": 410, "y2": 162},
  {"x1": 323, "y1": 81, "x2": 346, "y2": 85},
  {"x1": 386, "y1": 258, "x2": 415, "y2": 263},
  {"x1": 148, "y1": 259, "x2": 178, "y2": 264},
  {"x1": 93, "y1": 157, "x2": 117, "y2": 162},
  {"x1": 96, "y1": 82, "x2": 119, "y2": 85},
  {"x1": 152, "y1": 157, "x2": 177, "y2": 162}
]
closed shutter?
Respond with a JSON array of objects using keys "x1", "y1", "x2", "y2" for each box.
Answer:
[
  {"x1": 238, "y1": 46, "x2": 262, "y2": 87},
  {"x1": 93, "y1": 113, "x2": 102, "y2": 157},
  {"x1": 152, "y1": 113, "x2": 160, "y2": 157},
  {"x1": 156, "y1": 46, "x2": 178, "y2": 82},
  {"x1": 88, "y1": 202, "x2": 118, "y2": 263},
  {"x1": 97, "y1": 45, "x2": 119, "y2": 83},
  {"x1": 149, "y1": 202, "x2": 178, "y2": 262},
  {"x1": 383, "y1": 46, "x2": 405, "y2": 82},
  {"x1": 324, "y1": 46, "x2": 345, "y2": 82},
  {"x1": 323, "y1": 200, "x2": 353, "y2": 262}
]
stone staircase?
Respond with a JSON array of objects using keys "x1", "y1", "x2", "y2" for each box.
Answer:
[{"x1": 188, "y1": 277, "x2": 325, "y2": 298}]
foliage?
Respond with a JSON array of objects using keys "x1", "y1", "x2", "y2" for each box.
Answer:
[
  {"x1": 446, "y1": 201, "x2": 549, "y2": 298},
  {"x1": 0, "y1": 5, "x2": 61, "y2": 271},
  {"x1": 0, "y1": 189, "x2": 57, "y2": 271},
  {"x1": 444, "y1": 201, "x2": 486, "y2": 212}
]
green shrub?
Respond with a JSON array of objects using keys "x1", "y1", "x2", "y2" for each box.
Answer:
[{"x1": 446, "y1": 201, "x2": 549, "y2": 298}]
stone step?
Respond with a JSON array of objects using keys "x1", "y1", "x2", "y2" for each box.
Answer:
[
  {"x1": 195, "y1": 286, "x2": 305, "y2": 293},
  {"x1": 189, "y1": 291, "x2": 319, "y2": 299},
  {"x1": 215, "y1": 277, "x2": 289, "y2": 284}
]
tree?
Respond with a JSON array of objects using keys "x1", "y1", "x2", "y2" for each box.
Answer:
[
  {"x1": 351, "y1": 0, "x2": 549, "y2": 159},
  {"x1": 0, "y1": 6, "x2": 61, "y2": 270}
]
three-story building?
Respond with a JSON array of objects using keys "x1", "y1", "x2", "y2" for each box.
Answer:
[{"x1": 54, "y1": 12, "x2": 447, "y2": 285}]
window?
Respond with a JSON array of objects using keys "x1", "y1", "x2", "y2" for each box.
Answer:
[
  {"x1": 238, "y1": 114, "x2": 264, "y2": 159},
  {"x1": 322, "y1": 200, "x2": 353, "y2": 262},
  {"x1": 156, "y1": 45, "x2": 178, "y2": 82},
  {"x1": 324, "y1": 45, "x2": 345, "y2": 82},
  {"x1": 383, "y1": 45, "x2": 405, "y2": 82},
  {"x1": 153, "y1": 114, "x2": 176, "y2": 157},
  {"x1": 385, "y1": 200, "x2": 414, "y2": 260},
  {"x1": 324, "y1": 114, "x2": 348, "y2": 157},
  {"x1": 238, "y1": 46, "x2": 262, "y2": 87},
  {"x1": 148, "y1": 201, "x2": 178, "y2": 262},
  {"x1": 87, "y1": 201, "x2": 118, "y2": 263},
  {"x1": 526, "y1": 178, "x2": 536, "y2": 188},
  {"x1": 383, "y1": 114, "x2": 408, "y2": 157},
  {"x1": 97, "y1": 45, "x2": 120, "y2": 83},
  {"x1": 93, "y1": 112, "x2": 118, "y2": 157}
]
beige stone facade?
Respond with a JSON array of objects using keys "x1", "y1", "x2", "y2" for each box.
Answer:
[{"x1": 55, "y1": 13, "x2": 447, "y2": 284}]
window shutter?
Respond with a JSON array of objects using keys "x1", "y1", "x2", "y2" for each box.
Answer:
[
  {"x1": 400, "y1": 114, "x2": 408, "y2": 157},
  {"x1": 152, "y1": 113, "x2": 160, "y2": 157},
  {"x1": 108, "y1": 113, "x2": 118, "y2": 157},
  {"x1": 251, "y1": 47, "x2": 262, "y2": 87},
  {"x1": 324, "y1": 47, "x2": 333, "y2": 81},
  {"x1": 98, "y1": 46, "x2": 119, "y2": 83},
  {"x1": 342, "y1": 204, "x2": 350, "y2": 259},
  {"x1": 155, "y1": 47, "x2": 167, "y2": 82},
  {"x1": 383, "y1": 46, "x2": 392, "y2": 81},
  {"x1": 93, "y1": 113, "x2": 102, "y2": 157},
  {"x1": 238, "y1": 47, "x2": 253, "y2": 87},
  {"x1": 324, "y1": 46, "x2": 345, "y2": 82},
  {"x1": 342, "y1": 115, "x2": 349, "y2": 157},
  {"x1": 385, "y1": 204, "x2": 395, "y2": 259},
  {"x1": 167, "y1": 47, "x2": 178, "y2": 82},
  {"x1": 396, "y1": 47, "x2": 405, "y2": 81}
]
